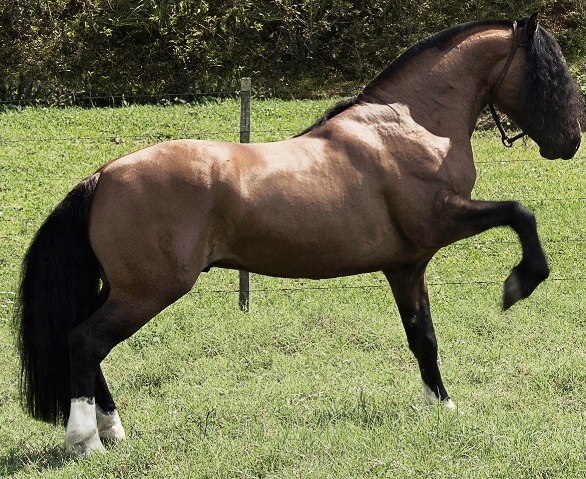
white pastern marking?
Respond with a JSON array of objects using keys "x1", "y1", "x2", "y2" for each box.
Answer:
[
  {"x1": 443, "y1": 397, "x2": 456, "y2": 410},
  {"x1": 423, "y1": 384, "x2": 456, "y2": 410},
  {"x1": 96, "y1": 405, "x2": 126, "y2": 441},
  {"x1": 65, "y1": 397, "x2": 106, "y2": 457},
  {"x1": 423, "y1": 384, "x2": 439, "y2": 405}
]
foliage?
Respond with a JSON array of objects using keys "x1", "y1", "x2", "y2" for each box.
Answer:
[{"x1": 0, "y1": 0, "x2": 585, "y2": 100}]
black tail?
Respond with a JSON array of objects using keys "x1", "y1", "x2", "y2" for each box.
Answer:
[{"x1": 14, "y1": 173, "x2": 102, "y2": 425}]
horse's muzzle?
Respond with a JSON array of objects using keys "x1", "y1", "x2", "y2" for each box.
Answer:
[{"x1": 540, "y1": 134, "x2": 581, "y2": 160}]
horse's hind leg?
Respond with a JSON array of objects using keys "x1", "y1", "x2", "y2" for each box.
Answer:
[
  {"x1": 95, "y1": 366, "x2": 125, "y2": 442},
  {"x1": 65, "y1": 290, "x2": 172, "y2": 457},
  {"x1": 384, "y1": 264, "x2": 455, "y2": 409},
  {"x1": 90, "y1": 283, "x2": 126, "y2": 442}
]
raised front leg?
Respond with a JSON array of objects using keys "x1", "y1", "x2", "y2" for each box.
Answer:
[
  {"x1": 427, "y1": 195, "x2": 549, "y2": 310},
  {"x1": 384, "y1": 265, "x2": 455, "y2": 409}
]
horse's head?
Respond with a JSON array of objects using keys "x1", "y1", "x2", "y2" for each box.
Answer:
[{"x1": 494, "y1": 14, "x2": 583, "y2": 160}]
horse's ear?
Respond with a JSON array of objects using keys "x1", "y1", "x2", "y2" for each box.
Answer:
[{"x1": 526, "y1": 12, "x2": 539, "y2": 37}]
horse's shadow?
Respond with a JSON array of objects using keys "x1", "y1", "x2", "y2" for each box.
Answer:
[{"x1": 0, "y1": 445, "x2": 70, "y2": 476}]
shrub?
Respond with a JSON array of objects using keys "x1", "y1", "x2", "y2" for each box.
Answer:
[{"x1": 0, "y1": 0, "x2": 584, "y2": 100}]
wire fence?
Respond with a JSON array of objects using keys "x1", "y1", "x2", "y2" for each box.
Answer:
[
  {"x1": 1, "y1": 86, "x2": 585, "y2": 304},
  {"x1": 0, "y1": 91, "x2": 236, "y2": 108}
]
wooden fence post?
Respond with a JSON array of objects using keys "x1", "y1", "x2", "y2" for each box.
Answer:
[{"x1": 239, "y1": 78, "x2": 251, "y2": 312}]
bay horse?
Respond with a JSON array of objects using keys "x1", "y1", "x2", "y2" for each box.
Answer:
[{"x1": 14, "y1": 14, "x2": 582, "y2": 457}]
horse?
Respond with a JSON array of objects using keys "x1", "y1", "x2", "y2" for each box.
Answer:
[{"x1": 14, "y1": 13, "x2": 582, "y2": 457}]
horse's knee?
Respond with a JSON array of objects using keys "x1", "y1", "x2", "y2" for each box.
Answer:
[
  {"x1": 403, "y1": 317, "x2": 438, "y2": 357},
  {"x1": 510, "y1": 202, "x2": 537, "y2": 230}
]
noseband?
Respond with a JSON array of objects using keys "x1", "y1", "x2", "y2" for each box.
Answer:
[{"x1": 488, "y1": 21, "x2": 529, "y2": 147}]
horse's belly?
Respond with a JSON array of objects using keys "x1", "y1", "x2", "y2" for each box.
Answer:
[{"x1": 214, "y1": 215, "x2": 411, "y2": 278}]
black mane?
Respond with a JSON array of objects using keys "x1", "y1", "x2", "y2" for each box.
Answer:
[{"x1": 293, "y1": 97, "x2": 358, "y2": 137}]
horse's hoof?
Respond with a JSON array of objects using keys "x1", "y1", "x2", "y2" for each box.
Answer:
[
  {"x1": 97, "y1": 407, "x2": 126, "y2": 442},
  {"x1": 422, "y1": 384, "x2": 456, "y2": 410},
  {"x1": 66, "y1": 398, "x2": 107, "y2": 458},
  {"x1": 98, "y1": 424, "x2": 126, "y2": 442},
  {"x1": 503, "y1": 261, "x2": 549, "y2": 310},
  {"x1": 503, "y1": 270, "x2": 522, "y2": 310},
  {"x1": 65, "y1": 432, "x2": 106, "y2": 458}
]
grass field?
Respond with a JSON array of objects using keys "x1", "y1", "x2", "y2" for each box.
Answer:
[{"x1": 1, "y1": 100, "x2": 586, "y2": 478}]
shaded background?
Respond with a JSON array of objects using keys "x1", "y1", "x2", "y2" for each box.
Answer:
[{"x1": 0, "y1": 0, "x2": 584, "y2": 101}]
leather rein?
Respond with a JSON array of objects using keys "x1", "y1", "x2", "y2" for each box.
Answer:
[{"x1": 488, "y1": 21, "x2": 529, "y2": 147}]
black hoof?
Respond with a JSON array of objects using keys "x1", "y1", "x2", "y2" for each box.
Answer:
[
  {"x1": 503, "y1": 270, "x2": 522, "y2": 310},
  {"x1": 502, "y1": 262, "x2": 549, "y2": 310}
]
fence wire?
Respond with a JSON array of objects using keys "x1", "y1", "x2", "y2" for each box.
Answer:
[
  {"x1": 0, "y1": 91, "x2": 236, "y2": 107},
  {"x1": 184, "y1": 275, "x2": 586, "y2": 296}
]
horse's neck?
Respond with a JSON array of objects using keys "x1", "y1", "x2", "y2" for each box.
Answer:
[{"x1": 358, "y1": 28, "x2": 513, "y2": 139}]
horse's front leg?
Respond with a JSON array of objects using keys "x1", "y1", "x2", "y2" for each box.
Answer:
[
  {"x1": 432, "y1": 195, "x2": 549, "y2": 310},
  {"x1": 384, "y1": 265, "x2": 455, "y2": 409}
]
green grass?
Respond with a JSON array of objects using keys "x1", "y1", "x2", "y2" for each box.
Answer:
[{"x1": 1, "y1": 100, "x2": 586, "y2": 478}]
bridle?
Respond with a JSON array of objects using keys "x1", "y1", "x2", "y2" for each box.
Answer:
[{"x1": 488, "y1": 21, "x2": 529, "y2": 147}]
